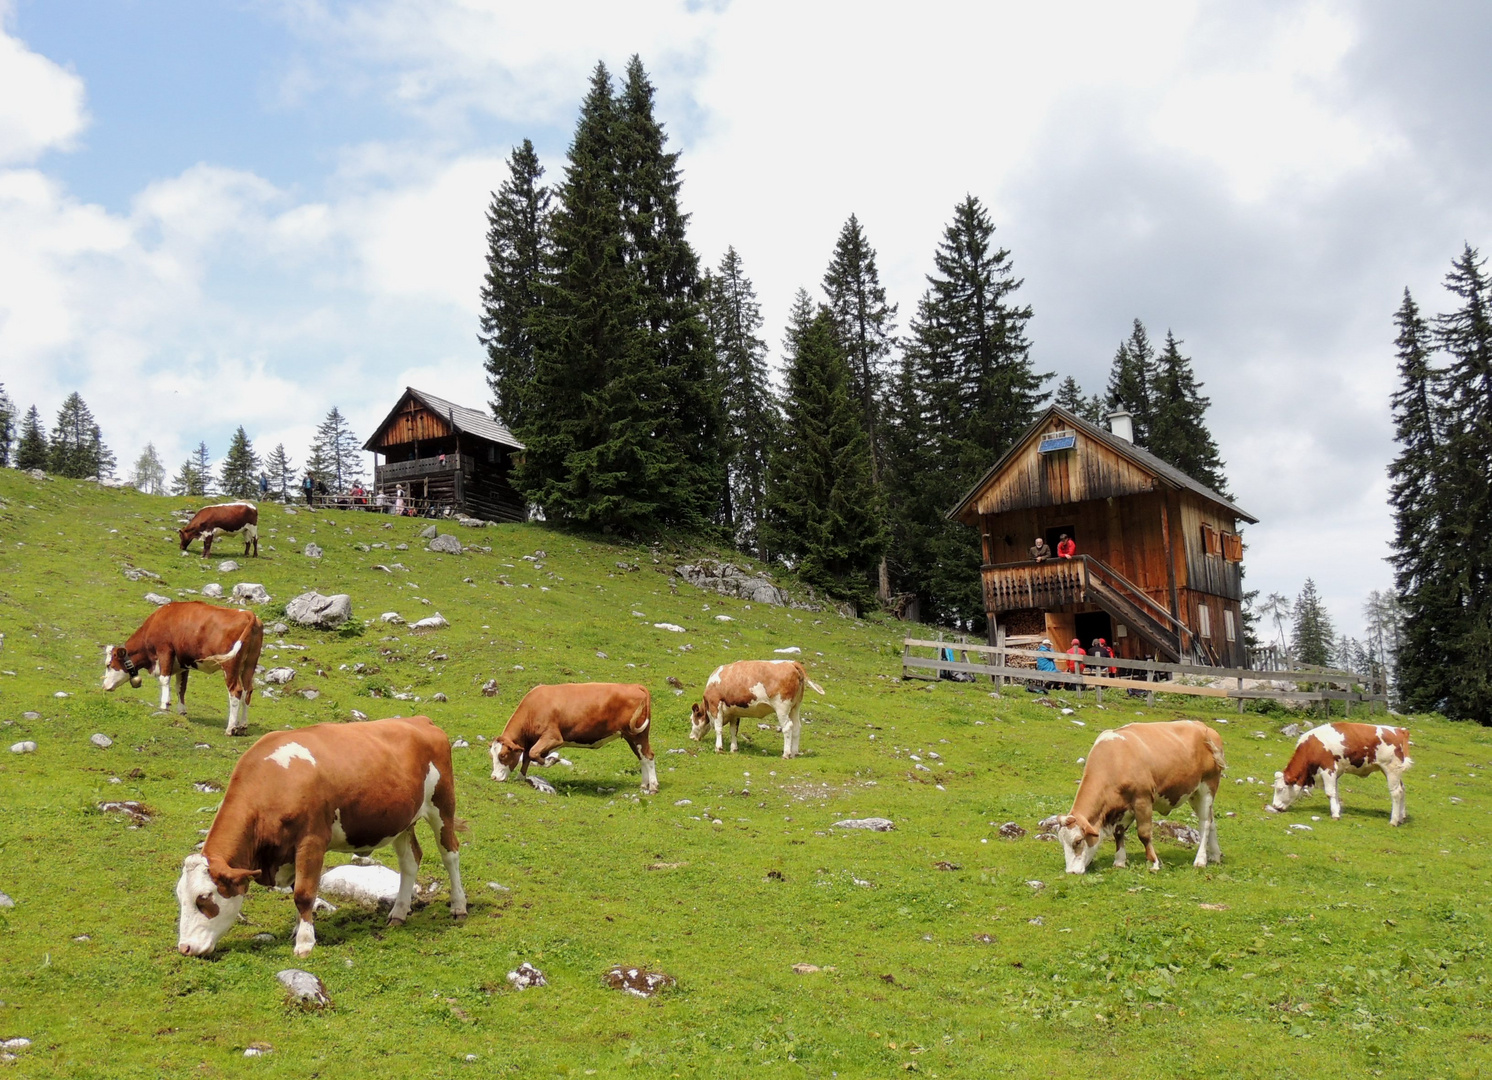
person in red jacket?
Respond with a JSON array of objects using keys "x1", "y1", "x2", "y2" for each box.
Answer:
[
  {"x1": 1066, "y1": 638, "x2": 1086, "y2": 676},
  {"x1": 1056, "y1": 533, "x2": 1076, "y2": 559}
]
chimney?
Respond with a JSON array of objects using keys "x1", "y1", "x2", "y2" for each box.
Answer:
[{"x1": 1106, "y1": 409, "x2": 1134, "y2": 443}]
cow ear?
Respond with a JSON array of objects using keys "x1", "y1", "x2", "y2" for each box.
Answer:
[
  {"x1": 1081, "y1": 819, "x2": 1100, "y2": 839},
  {"x1": 1059, "y1": 815, "x2": 1075, "y2": 829},
  {"x1": 211, "y1": 866, "x2": 257, "y2": 897}
]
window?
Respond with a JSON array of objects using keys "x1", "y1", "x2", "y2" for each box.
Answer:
[
  {"x1": 1224, "y1": 608, "x2": 1236, "y2": 642},
  {"x1": 1223, "y1": 532, "x2": 1243, "y2": 562},
  {"x1": 1200, "y1": 523, "x2": 1222, "y2": 557},
  {"x1": 1198, "y1": 603, "x2": 1212, "y2": 639}
]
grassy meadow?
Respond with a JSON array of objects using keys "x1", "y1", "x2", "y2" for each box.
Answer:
[{"x1": 0, "y1": 469, "x2": 1489, "y2": 1078}]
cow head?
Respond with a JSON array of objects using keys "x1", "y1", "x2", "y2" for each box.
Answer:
[
  {"x1": 175, "y1": 854, "x2": 254, "y2": 957},
  {"x1": 177, "y1": 527, "x2": 194, "y2": 550},
  {"x1": 489, "y1": 738, "x2": 522, "y2": 782},
  {"x1": 688, "y1": 703, "x2": 709, "y2": 742},
  {"x1": 101, "y1": 645, "x2": 142, "y2": 690},
  {"x1": 1056, "y1": 814, "x2": 1101, "y2": 874},
  {"x1": 1267, "y1": 771, "x2": 1307, "y2": 813}
]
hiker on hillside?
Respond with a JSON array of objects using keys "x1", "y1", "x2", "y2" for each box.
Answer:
[{"x1": 1031, "y1": 637, "x2": 1057, "y2": 691}]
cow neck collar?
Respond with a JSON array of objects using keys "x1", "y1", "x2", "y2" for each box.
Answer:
[{"x1": 120, "y1": 649, "x2": 143, "y2": 677}]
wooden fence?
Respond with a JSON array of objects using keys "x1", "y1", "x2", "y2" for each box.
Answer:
[{"x1": 901, "y1": 637, "x2": 1389, "y2": 715}]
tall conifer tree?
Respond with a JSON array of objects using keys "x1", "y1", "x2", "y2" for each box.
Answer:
[
  {"x1": 130, "y1": 443, "x2": 166, "y2": 494},
  {"x1": 704, "y1": 247, "x2": 775, "y2": 554},
  {"x1": 481, "y1": 139, "x2": 550, "y2": 432},
  {"x1": 47, "y1": 393, "x2": 110, "y2": 480},
  {"x1": 1104, "y1": 320, "x2": 1158, "y2": 444},
  {"x1": 1055, "y1": 375, "x2": 1106, "y2": 424},
  {"x1": 265, "y1": 444, "x2": 295, "y2": 502},
  {"x1": 308, "y1": 408, "x2": 363, "y2": 493},
  {"x1": 15, "y1": 407, "x2": 46, "y2": 470},
  {"x1": 219, "y1": 426, "x2": 261, "y2": 498},
  {"x1": 822, "y1": 215, "x2": 897, "y2": 480},
  {"x1": 1149, "y1": 331, "x2": 1229, "y2": 495},
  {"x1": 763, "y1": 298, "x2": 885, "y2": 609},
  {"x1": 0, "y1": 384, "x2": 14, "y2": 467},
  {"x1": 1291, "y1": 579, "x2": 1336, "y2": 667}
]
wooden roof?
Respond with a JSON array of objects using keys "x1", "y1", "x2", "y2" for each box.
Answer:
[
  {"x1": 949, "y1": 406, "x2": 1256, "y2": 525},
  {"x1": 362, "y1": 387, "x2": 525, "y2": 453}
]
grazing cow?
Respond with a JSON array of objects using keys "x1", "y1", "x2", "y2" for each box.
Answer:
[
  {"x1": 1057, "y1": 720, "x2": 1226, "y2": 874},
  {"x1": 490, "y1": 683, "x2": 657, "y2": 794},
  {"x1": 179, "y1": 502, "x2": 258, "y2": 558},
  {"x1": 102, "y1": 601, "x2": 263, "y2": 735},
  {"x1": 174, "y1": 716, "x2": 466, "y2": 958},
  {"x1": 688, "y1": 660, "x2": 825, "y2": 758},
  {"x1": 1268, "y1": 722, "x2": 1411, "y2": 825}
]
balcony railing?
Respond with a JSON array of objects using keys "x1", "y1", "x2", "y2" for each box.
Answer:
[{"x1": 375, "y1": 453, "x2": 466, "y2": 482}]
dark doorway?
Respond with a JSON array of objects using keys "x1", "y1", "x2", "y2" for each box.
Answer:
[
  {"x1": 1074, "y1": 610, "x2": 1113, "y2": 651},
  {"x1": 1045, "y1": 525, "x2": 1076, "y2": 551}
]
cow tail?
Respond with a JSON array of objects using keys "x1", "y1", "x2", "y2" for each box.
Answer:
[
  {"x1": 804, "y1": 678, "x2": 826, "y2": 695},
  {"x1": 1208, "y1": 732, "x2": 1227, "y2": 773},
  {"x1": 629, "y1": 694, "x2": 651, "y2": 735}
]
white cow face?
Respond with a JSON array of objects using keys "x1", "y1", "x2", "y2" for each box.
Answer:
[
  {"x1": 1267, "y1": 771, "x2": 1306, "y2": 813},
  {"x1": 489, "y1": 739, "x2": 518, "y2": 782},
  {"x1": 101, "y1": 646, "x2": 141, "y2": 691},
  {"x1": 688, "y1": 703, "x2": 709, "y2": 742},
  {"x1": 175, "y1": 854, "x2": 249, "y2": 957},
  {"x1": 1057, "y1": 815, "x2": 1101, "y2": 874}
]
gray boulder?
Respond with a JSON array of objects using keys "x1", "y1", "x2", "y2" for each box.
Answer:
[
  {"x1": 303, "y1": 543, "x2": 322, "y2": 559},
  {"x1": 122, "y1": 567, "x2": 161, "y2": 582},
  {"x1": 232, "y1": 583, "x2": 271, "y2": 604},
  {"x1": 276, "y1": 969, "x2": 332, "y2": 1009},
  {"x1": 419, "y1": 524, "x2": 439, "y2": 539},
  {"x1": 90, "y1": 733, "x2": 113, "y2": 749},
  {"x1": 144, "y1": 592, "x2": 172, "y2": 606},
  {"x1": 411, "y1": 612, "x2": 449, "y2": 631},
  {"x1": 832, "y1": 817, "x2": 895, "y2": 832},
  {"x1": 427, "y1": 534, "x2": 462, "y2": 555},
  {"x1": 676, "y1": 559, "x2": 790, "y2": 607},
  {"x1": 217, "y1": 560, "x2": 239, "y2": 573},
  {"x1": 285, "y1": 591, "x2": 353, "y2": 628},
  {"x1": 270, "y1": 622, "x2": 289, "y2": 635},
  {"x1": 201, "y1": 583, "x2": 223, "y2": 599},
  {"x1": 263, "y1": 668, "x2": 296, "y2": 685},
  {"x1": 10, "y1": 741, "x2": 37, "y2": 754}
]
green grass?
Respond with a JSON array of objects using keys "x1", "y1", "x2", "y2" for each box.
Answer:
[{"x1": 0, "y1": 469, "x2": 1489, "y2": 1079}]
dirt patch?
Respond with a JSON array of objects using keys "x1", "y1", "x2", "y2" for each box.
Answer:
[
  {"x1": 972, "y1": 933, "x2": 997, "y2": 945},
  {"x1": 98, "y1": 800, "x2": 153, "y2": 825},
  {"x1": 192, "y1": 780, "x2": 223, "y2": 793},
  {"x1": 646, "y1": 861, "x2": 687, "y2": 871},
  {"x1": 1154, "y1": 821, "x2": 1201, "y2": 847},
  {"x1": 603, "y1": 965, "x2": 676, "y2": 998},
  {"x1": 932, "y1": 861, "x2": 961, "y2": 871},
  {"x1": 998, "y1": 822, "x2": 1027, "y2": 839}
]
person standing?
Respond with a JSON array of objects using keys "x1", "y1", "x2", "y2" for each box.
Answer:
[
  {"x1": 302, "y1": 473, "x2": 314, "y2": 506},
  {"x1": 1056, "y1": 533, "x2": 1076, "y2": 559},
  {"x1": 258, "y1": 472, "x2": 268, "y2": 499},
  {"x1": 1030, "y1": 537, "x2": 1053, "y2": 562}
]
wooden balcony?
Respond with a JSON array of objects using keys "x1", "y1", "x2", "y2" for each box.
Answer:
[
  {"x1": 981, "y1": 558, "x2": 1089, "y2": 613},
  {"x1": 375, "y1": 453, "x2": 467, "y2": 483}
]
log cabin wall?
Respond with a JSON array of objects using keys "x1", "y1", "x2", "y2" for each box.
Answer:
[{"x1": 371, "y1": 398, "x2": 453, "y2": 450}]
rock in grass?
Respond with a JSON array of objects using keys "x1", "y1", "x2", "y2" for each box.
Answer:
[
  {"x1": 122, "y1": 567, "x2": 160, "y2": 582},
  {"x1": 232, "y1": 583, "x2": 271, "y2": 604},
  {"x1": 526, "y1": 775, "x2": 556, "y2": 795},
  {"x1": 98, "y1": 800, "x2": 152, "y2": 824},
  {"x1": 243, "y1": 1042, "x2": 273, "y2": 1056},
  {"x1": 1280, "y1": 723, "x2": 1304, "y2": 738},
  {"x1": 419, "y1": 524, "x2": 439, "y2": 539},
  {"x1": 506, "y1": 962, "x2": 547, "y2": 990},
  {"x1": 270, "y1": 622, "x2": 289, "y2": 635},
  {"x1": 9, "y1": 741, "x2": 36, "y2": 754},
  {"x1": 427, "y1": 534, "x2": 462, "y2": 555},
  {"x1": 998, "y1": 822, "x2": 1026, "y2": 839},
  {"x1": 144, "y1": 592, "x2": 172, "y2": 606},
  {"x1": 380, "y1": 612, "x2": 404, "y2": 624},
  {"x1": 90, "y1": 733, "x2": 113, "y2": 749},
  {"x1": 285, "y1": 591, "x2": 352, "y2": 628},
  {"x1": 832, "y1": 817, "x2": 894, "y2": 832},
  {"x1": 201, "y1": 583, "x2": 223, "y2": 598},
  {"x1": 0, "y1": 892, "x2": 14, "y2": 908},
  {"x1": 1, "y1": 1038, "x2": 31, "y2": 1051},
  {"x1": 263, "y1": 667, "x2": 296, "y2": 685},
  {"x1": 303, "y1": 543, "x2": 323, "y2": 559},
  {"x1": 653, "y1": 622, "x2": 685, "y2": 633},
  {"x1": 481, "y1": 679, "x2": 498, "y2": 697},
  {"x1": 318, "y1": 864, "x2": 402, "y2": 905},
  {"x1": 603, "y1": 965, "x2": 675, "y2": 998},
  {"x1": 21, "y1": 712, "x2": 40, "y2": 721},
  {"x1": 411, "y1": 613, "x2": 448, "y2": 630}
]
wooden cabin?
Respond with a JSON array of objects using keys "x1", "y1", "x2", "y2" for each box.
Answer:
[
  {"x1": 948, "y1": 406, "x2": 1256, "y2": 667},
  {"x1": 362, "y1": 387, "x2": 527, "y2": 523}
]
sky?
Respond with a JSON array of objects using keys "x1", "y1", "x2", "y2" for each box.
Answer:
[{"x1": 3, "y1": 0, "x2": 1490, "y2": 640}]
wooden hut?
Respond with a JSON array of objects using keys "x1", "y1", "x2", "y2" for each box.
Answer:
[
  {"x1": 362, "y1": 387, "x2": 527, "y2": 522},
  {"x1": 948, "y1": 405, "x2": 1256, "y2": 667}
]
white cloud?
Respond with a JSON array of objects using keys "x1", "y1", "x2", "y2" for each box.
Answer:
[{"x1": 0, "y1": 9, "x2": 87, "y2": 165}]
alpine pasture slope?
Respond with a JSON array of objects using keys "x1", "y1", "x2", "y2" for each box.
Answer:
[{"x1": 0, "y1": 469, "x2": 1488, "y2": 1079}]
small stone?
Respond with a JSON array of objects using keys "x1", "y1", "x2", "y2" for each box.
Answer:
[
  {"x1": 419, "y1": 524, "x2": 439, "y2": 539},
  {"x1": 428, "y1": 534, "x2": 462, "y2": 555},
  {"x1": 201, "y1": 583, "x2": 224, "y2": 598},
  {"x1": 595, "y1": 651, "x2": 608, "y2": 660},
  {"x1": 481, "y1": 679, "x2": 498, "y2": 697},
  {"x1": 774, "y1": 646, "x2": 801, "y2": 654},
  {"x1": 1026, "y1": 880, "x2": 1045, "y2": 891},
  {"x1": 452, "y1": 738, "x2": 469, "y2": 748},
  {"x1": 350, "y1": 710, "x2": 368, "y2": 721},
  {"x1": 395, "y1": 543, "x2": 408, "y2": 551},
  {"x1": 411, "y1": 613, "x2": 449, "y2": 630},
  {"x1": 73, "y1": 934, "x2": 91, "y2": 942},
  {"x1": 487, "y1": 882, "x2": 510, "y2": 892},
  {"x1": 232, "y1": 583, "x2": 271, "y2": 604},
  {"x1": 832, "y1": 817, "x2": 894, "y2": 832},
  {"x1": 303, "y1": 543, "x2": 323, "y2": 559},
  {"x1": 90, "y1": 733, "x2": 113, "y2": 749},
  {"x1": 193, "y1": 780, "x2": 223, "y2": 793},
  {"x1": 144, "y1": 592, "x2": 172, "y2": 606},
  {"x1": 792, "y1": 963, "x2": 821, "y2": 974},
  {"x1": 379, "y1": 612, "x2": 405, "y2": 624},
  {"x1": 526, "y1": 775, "x2": 557, "y2": 795},
  {"x1": 9, "y1": 741, "x2": 36, "y2": 754},
  {"x1": 21, "y1": 712, "x2": 40, "y2": 721},
  {"x1": 0, "y1": 893, "x2": 14, "y2": 908},
  {"x1": 99, "y1": 800, "x2": 153, "y2": 824},
  {"x1": 252, "y1": 932, "x2": 276, "y2": 943},
  {"x1": 653, "y1": 622, "x2": 686, "y2": 633},
  {"x1": 998, "y1": 822, "x2": 1026, "y2": 839},
  {"x1": 1280, "y1": 723, "x2": 1304, "y2": 738},
  {"x1": 270, "y1": 622, "x2": 289, "y2": 635},
  {"x1": 217, "y1": 560, "x2": 239, "y2": 573},
  {"x1": 264, "y1": 668, "x2": 296, "y2": 685},
  {"x1": 432, "y1": 692, "x2": 448, "y2": 703},
  {"x1": 506, "y1": 962, "x2": 548, "y2": 991},
  {"x1": 714, "y1": 614, "x2": 734, "y2": 622},
  {"x1": 1, "y1": 1038, "x2": 31, "y2": 1051},
  {"x1": 243, "y1": 1043, "x2": 272, "y2": 1056}
]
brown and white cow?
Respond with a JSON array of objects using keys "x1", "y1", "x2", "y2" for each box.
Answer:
[
  {"x1": 489, "y1": 682, "x2": 657, "y2": 794},
  {"x1": 174, "y1": 716, "x2": 466, "y2": 958},
  {"x1": 1268, "y1": 722, "x2": 1411, "y2": 825},
  {"x1": 1057, "y1": 720, "x2": 1226, "y2": 874},
  {"x1": 102, "y1": 601, "x2": 263, "y2": 734},
  {"x1": 179, "y1": 501, "x2": 258, "y2": 558},
  {"x1": 689, "y1": 660, "x2": 825, "y2": 758}
]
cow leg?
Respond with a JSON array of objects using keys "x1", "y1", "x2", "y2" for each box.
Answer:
[
  {"x1": 713, "y1": 710, "x2": 725, "y2": 753},
  {"x1": 175, "y1": 668, "x2": 189, "y2": 716},
  {"x1": 1205, "y1": 783, "x2": 1222, "y2": 863},
  {"x1": 1112, "y1": 822, "x2": 1128, "y2": 868},
  {"x1": 292, "y1": 837, "x2": 327, "y2": 957},
  {"x1": 730, "y1": 717, "x2": 740, "y2": 754},
  {"x1": 1323, "y1": 768, "x2": 1342, "y2": 820},
  {"x1": 775, "y1": 700, "x2": 794, "y2": 759},
  {"x1": 789, "y1": 697, "x2": 804, "y2": 758},
  {"x1": 388, "y1": 829, "x2": 420, "y2": 924},
  {"x1": 425, "y1": 784, "x2": 466, "y2": 918},
  {"x1": 1133, "y1": 799, "x2": 1160, "y2": 871},
  {"x1": 1386, "y1": 766, "x2": 1407, "y2": 825},
  {"x1": 201, "y1": 530, "x2": 213, "y2": 559},
  {"x1": 1188, "y1": 787, "x2": 1215, "y2": 868},
  {"x1": 626, "y1": 731, "x2": 659, "y2": 795}
]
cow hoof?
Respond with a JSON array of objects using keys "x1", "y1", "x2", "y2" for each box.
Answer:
[
  {"x1": 1148, "y1": 862, "x2": 1161, "y2": 872},
  {"x1": 176, "y1": 706, "x2": 188, "y2": 716},
  {"x1": 227, "y1": 726, "x2": 248, "y2": 737},
  {"x1": 387, "y1": 916, "x2": 406, "y2": 927},
  {"x1": 293, "y1": 945, "x2": 313, "y2": 958},
  {"x1": 452, "y1": 910, "x2": 467, "y2": 921}
]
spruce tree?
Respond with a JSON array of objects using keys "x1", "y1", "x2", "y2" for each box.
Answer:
[
  {"x1": 885, "y1": 196, "x2": 1045, "y2": 626},
  {"x1": 1291, "y1": 579, "x2": 1336, "y2": 667},
  {"x1": 1433, "y1": 245, "x2": 1492, "y2": 721},
  {"x1": 170, "y1": 457, "x2": 208, "y2": 497},
  {"x1": 90, "y1": 424, "x2": 116, "y2": 482},
  {"x1": 218, "y1": 426, "x2": 261, "y2": 499},
  {"x1": 704, "y1": 246, "x2": 775, "y2": 554},
  {"x1": 1104, "y1": 320, "x2": 1158, "y2": 443},
  {"x1": 762, "y1": 299, "x2": 885, "y2": 609},
  {"x1": 130, "y1": 443, "x2": 166, "y2": 494},
  {"x1": 822, "y1": 215, "x2": 897, "y2": 480},
  {"x1": 308, "y1": 408, "x2": 363, "y2": 493},
  {"x1": 0, "y1": 384, "x2": 14, "y2": 467},
  {"x1": 15, "y1": 406, "x2": 46, "y2": 470},
  {"x1": 47, "y1": 393, "x2": 107, "y2": 479},
  {"x1": 265, "y1": 443, "x2": 295, "y2": 502},
  {"x1": 1054, "y1": 375, "x2": 1107, "y2": 424},
  {"x1": 1387, "y1": 288, "x2": 1450, "y2": 712},
  {"x1": 1149, "y1": 331, "x2": 1229, "y2": 495},
  {"x1": 190, "y1": 442, "x2": 214, "y2": 495},
  {"x1": 480, "y1": 139, "x2": 550, "y2": 433}
]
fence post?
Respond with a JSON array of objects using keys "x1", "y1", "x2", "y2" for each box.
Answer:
[
  {"x1": 1146, "y1": 665, "x2": 1155, "y2": 708},
  {"x1": 994, "y1": 624, "x2": 1006, "y2": 689},
  {"x1": 1237, "y1": 674, "x2": 1245, "y2": 714},
  {"x1": 901, "y1": 639, "x2": 910, "y2": 680}
]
